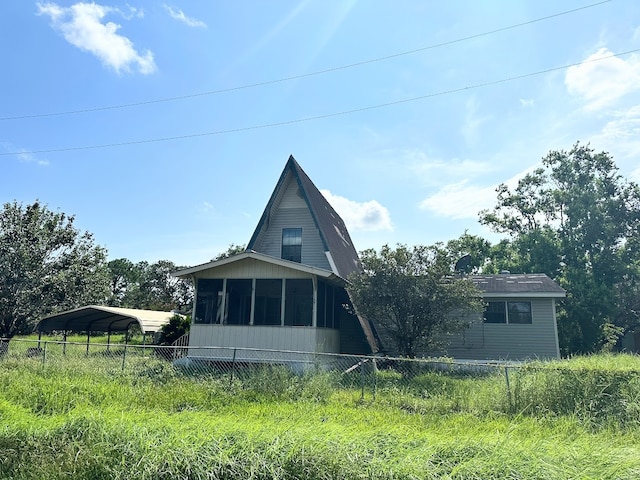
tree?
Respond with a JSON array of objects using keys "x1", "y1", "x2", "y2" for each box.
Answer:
[
  {"x1": 106, "y1": 259, "x2": 194, "y2": 313},
  {"x1": 106, "y1": 258, "x2": 142, "y2": 306},
  {"x1": 347, "y1": 244, "x2": 484, "y2": 357},
  {"x1": 0, "y1": 200, "x2": 110, "y2": 337},
  {"x1": 157, "y1": 314, "x2": 191, "y2": 346},
  {"x1": 480, "y1": 143, "x2": 640, "y2": 353},
  {"x1": 211, "y1": 243, "x2": 246, "y2": 262}
]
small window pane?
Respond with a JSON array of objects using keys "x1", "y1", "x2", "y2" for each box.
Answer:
[
  {"x1": 282, "y1": 228, "x2": 302, "y2": 263},
  {"x1": 508, "y1": 302, "x2": 532, "y2": 324},
  {"x1": 484, "y1": 302, "x2": 506, "y2": 323}
]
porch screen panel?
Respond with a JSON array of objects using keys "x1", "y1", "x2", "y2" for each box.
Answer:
[
  {"x1": 225, "y1": 279, "x2": 252, "y2": 325},
  {"x1": 254, "y1": 279, "x2": 282, "y2": 325},
  {"x1": 194, "y1": 279, "x2": 224, "y2": 324},
  {"x1": 284, "y1": 279, "x2": 313, "y2": 326},
  {"x1": 317, "y1": 281, "x2": 326, "y2": 328}
]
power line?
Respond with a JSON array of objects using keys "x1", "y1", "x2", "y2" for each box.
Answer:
[
  {"x1": 2, "y1": 48, "x2": 636, "y2": 157},
  {"x1": 0, "y1": 0, "x2": 612, "y2": 122}
]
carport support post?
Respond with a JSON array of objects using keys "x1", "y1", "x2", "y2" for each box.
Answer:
[
  {"x1": 63, "y1": 331, "x2": 67, "y2": 355},
  {"x1": 37, "y1": 331, "x2": 42, "y2": 349},
  {"x1": 121, "y1": 344, "x2": 127, "y2": 371},
  {"x1": 86, "y1": 331, "x2": 91, "y2": 356},
  {"x1": 107, "y1": 330, "x2": 111, "y2": 353}
]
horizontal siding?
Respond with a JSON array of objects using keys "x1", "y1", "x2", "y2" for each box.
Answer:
[
  {"x1": 195, "y1": 258, "x2": 314, "y2": 279},
  {"x1": 253, "y1": 207, "x2": 331, "y2": 270},
  {"x1": 189, "y1": 325, "x2": 339, "y2": 354},
  {"x1": 432, "y1": 298, "x2": 560, "y2": 360},
  {"x1": 252, "y1": 177, "x2": 330, "y2": 270}
]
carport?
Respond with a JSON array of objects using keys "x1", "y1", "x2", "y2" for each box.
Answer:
[{"x1": 37, "y1": 305, "x2": 176, "y2": 351}]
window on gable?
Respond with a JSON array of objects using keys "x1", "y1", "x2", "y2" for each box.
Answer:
[
  {"x1": 282, "y1": 228, "x2": 302, "y2": 263},
  {"x1": 483, "y1": 301, "x2": 532, "y2": 324}
]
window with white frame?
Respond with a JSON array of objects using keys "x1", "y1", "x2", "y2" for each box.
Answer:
[{"x1": 281, "y1": 228, "x2": 302, "y2": 263}]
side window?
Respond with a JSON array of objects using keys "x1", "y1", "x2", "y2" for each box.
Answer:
[
  {"x1": 282, "y1": 228, "x2": 302, "y2": 263},
  {"x1": 483, "y1": 302, "x2": 506, "y2": 323},
  {"x1": 507, "y1": 302, "x2": 532, "y2": 324},
  {"x1": 483, "y1": 301, "x2": 532, "y2": 324}
]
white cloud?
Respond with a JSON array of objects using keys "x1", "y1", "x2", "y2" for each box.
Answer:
[
  {"x1": 565, "y1": 48, "x2": 640, "y2": 111},
  {"x1": 401, "y1": 150, "x2": 492, "y2": 185},
  {"x1": 419, "y1": 166, "x2": 537, "y2": 220},
  {"x1": 320, "y1": 190, "x2": 393, "y2": 232},
  {"x1": 1, "y1": 142, "x2": 49, "y2": 166},
  {"x1": 164, "y1": 5, "x2": 207, "y2": 28},
  {"x1": 519, "y1": 98, "x2": 535, "y2": 108},
  {"x1": 37, "y1": 2, "x2": 156, "y2": 74},
  {"x1": 419, "y1": 180, "x2": 496, "y2": 220}
]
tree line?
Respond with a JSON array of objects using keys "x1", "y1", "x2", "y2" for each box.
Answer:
[{"x1": 1, "y1": 143, "x2": 639, "y2": 355}]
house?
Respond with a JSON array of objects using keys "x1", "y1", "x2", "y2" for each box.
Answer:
[
  {"x1": 174, "y1": 156, "x2": 565, "y2": 363},
  {"x1": 173, "y1": 156, "x2": 379, "y2": 364},
  {"x1": 431, "y1": 273, "x2": 565, "y2": 360}
]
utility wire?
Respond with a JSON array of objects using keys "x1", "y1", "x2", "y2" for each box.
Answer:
[
  {"x1": 1, "y1": 47, "x2": 636, "y2": 157},
  {"x1": 0, "y1": 0, "x2": 611, "y2": 122}
]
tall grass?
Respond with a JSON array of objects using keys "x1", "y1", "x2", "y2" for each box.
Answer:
[{"x1": 1, "y1": 353, "x2": 640, "y2": 478}]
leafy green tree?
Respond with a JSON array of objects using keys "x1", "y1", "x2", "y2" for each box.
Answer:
[
  {"x1": 107, "y1": 259, "x2": 193, "y2": 313},
  {"x1": 444, "y1": 232, "x2": 494, "y2": 274},
  {"x1": 157, "y1": 314, "x2": 191, "y2": 346},
  {"x1": 211, "y1": 243, "x2": 246, "y2": 261},
  {"x1": 348, "y1": 244, "x2": 484, "y2": 358},
  {"x1": 480, "y1": 143, "x2": 640, "y2": 353},
  {"x1": 107, "y1": 258, "x2": 142, "y2": 306},
  {"x1": 0, "y1": 200, "x2": 110, "y2": 337}
]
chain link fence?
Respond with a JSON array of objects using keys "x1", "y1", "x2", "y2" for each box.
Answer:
[
  {"x1": 3, "y1": 337, "x2": 640, "y2": 425},
  {"x1": 0, "y1": 337, "x2": 515, "y2": 391}
]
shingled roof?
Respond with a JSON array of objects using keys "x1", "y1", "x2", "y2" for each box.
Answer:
[
  {"x1": 247, "y1": 155, "x2": 361, "y2": 280},
  {"x1": 471, "y1": 274, "x2": 565, "y2": 297}
]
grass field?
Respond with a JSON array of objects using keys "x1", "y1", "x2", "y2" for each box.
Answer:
[{"x1": 1, "y1": 353, "x2": 640, "y2": 479}]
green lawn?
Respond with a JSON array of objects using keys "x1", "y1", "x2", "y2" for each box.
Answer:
[{"x1": 1, "y1": 354, "x2": 639, "y2": 479}]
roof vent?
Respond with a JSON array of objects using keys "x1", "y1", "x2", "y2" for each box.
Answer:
[{"x1": 499, "y1": 270, "x2": 511, "y2": 275}]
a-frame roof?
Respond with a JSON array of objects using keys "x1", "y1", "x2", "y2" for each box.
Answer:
[{"x1": 247, "y1": 155, "x2": 361, "y2": 279}]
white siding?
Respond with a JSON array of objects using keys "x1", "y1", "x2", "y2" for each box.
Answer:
[
  {"x1": 252, "y1": 179, "x2": 331, "y2": 270},
  {"x1": 433, "y1": 298, "x2": 560, "y2": 360},
  {"x1": 195, "y1": 258, "x2": 315, "y2": 279},
  {"x1": 188, "y1": 325, "x2": 340, "y2": 355}
]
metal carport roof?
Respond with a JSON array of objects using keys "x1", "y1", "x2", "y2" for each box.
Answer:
[{"x1": 37, "y1": 305, "x2": 175, "y2": 334}]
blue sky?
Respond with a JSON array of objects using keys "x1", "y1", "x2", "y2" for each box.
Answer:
[{"x1": 2, "y1": 1, "x2": 640, "y2": 267}]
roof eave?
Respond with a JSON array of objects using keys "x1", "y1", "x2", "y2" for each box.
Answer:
[{"x1": 173, "y1": 251, "x2": 345, "y2": 283}]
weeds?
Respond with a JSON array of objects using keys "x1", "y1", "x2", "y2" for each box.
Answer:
[{"x1": 1, "y1": 352, "x2": 640, "y2": 478}]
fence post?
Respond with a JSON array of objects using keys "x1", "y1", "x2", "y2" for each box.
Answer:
[
  {"x1": 504, "y1": 366, "x2": 512, "y2": 410},
  {"x1": 372, "y1": 358, "x2": 377, "y2": 401},
  {"x1": 42, "y1": 342, "x2": 47, "y2": 368},
  {"x1": 229, "y1": 348, "x2": 237, "y2": 387},
  {"x1": 360, "y1": 360, "x2": 365, "y2": 401},
  {"x1": 121, "y1": 344, "x2": 127, "y2": 372}
]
